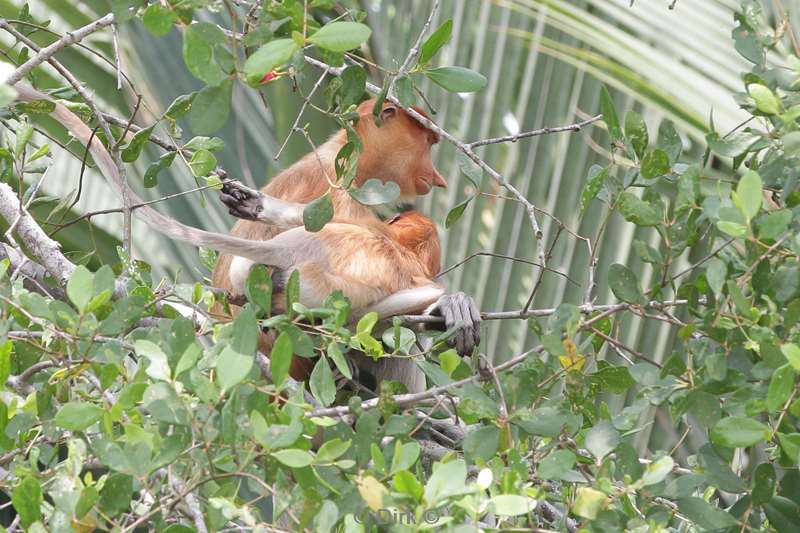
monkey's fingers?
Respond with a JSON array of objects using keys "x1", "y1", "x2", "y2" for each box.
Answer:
[
  {"x1": 428, "y1": 292, "x2": 481, "y2": 355},
  {"x1": 219, "y1": 192, "x2": 263, "y2": 220},
  {"x1": 221, "y1": 180, "x2": 260, "y2": 201}
]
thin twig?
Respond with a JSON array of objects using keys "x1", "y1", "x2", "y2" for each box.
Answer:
[
  {"x1": 469, "y1": 114, "x2": 602, "y2": 148},
  {"x1": 1, "y1": 14, "x2": 116, "y2": 85}
]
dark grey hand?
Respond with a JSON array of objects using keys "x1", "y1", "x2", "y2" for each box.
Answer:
[
  {"x1": 220, "y1": 181, "x2": 264, "y2": 220},
  {"x1": 426, "y1": 292, "x2": 482, "y2": 355}
]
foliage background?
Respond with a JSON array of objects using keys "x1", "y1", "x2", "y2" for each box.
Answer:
[
  {"x1": 2, "y1": 0, "x2": 800, "y2": 531},
  {"x1": 1, "y1": 0, "x2": 788, "y2": 457}
]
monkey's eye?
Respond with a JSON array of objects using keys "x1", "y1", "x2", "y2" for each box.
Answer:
[
  {"x1": 387, "y1": 214, "x2": 402, "y2": 225},
  {"x1": 380, "y1": 105, "x2": 398, "y2": 121}
]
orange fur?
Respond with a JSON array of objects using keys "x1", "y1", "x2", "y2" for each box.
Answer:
[{"x1": 212, "y1": 99, "x2": 446, "y2": 381}]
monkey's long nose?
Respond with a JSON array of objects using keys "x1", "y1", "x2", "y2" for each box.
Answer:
[{"x1": 432, "y1": 170, "x2": 448, "y2": 188}]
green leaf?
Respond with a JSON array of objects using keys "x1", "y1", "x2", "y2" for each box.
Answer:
[
  {"x1": 657, "y1": 119, "x2": 682, "y2": 163},
  {"x1": 184, "y1": 136, "x2": 225, "y2": 152},
  {"x1": 462, "y1": 426, "x2": 500, "y2": 461},
  {"x1": 425, "y1": 66, "x2": 487, "y2": 93},
  {"x1": 99, "y1": 473, "x2": 133, "y2": 517},
  {"x1": 285, "y1": 270, "x2": 300, "y2": 319},
  {"x1": 15, "y1": 99, "x2": 55, "y2": 114},
  {"x1": 677, "y1": 497, "x2": 738, "y2": 530},
  {"x1": 585, "y1": 421, "x2": 619, "y2": 461},
  {"x1": 580, "y1": 165, "x2": 609, "y2": 215},
  {"x1": 182, "y1": 22, "x2": 226, "y2": 86},
  {"x1": 12, "y1": 477, "x2": 42, "y2": 528},
  {"x1": 0, "y1": 341, "x2": 11, "y2": 386},
  {"x1": 394, "y1": 75, "x2": 415, "y2": 107},
  {"x1": 142, "y1": 4, "x2": 177, "y2": 36},
  {"x1": 327, "y1": 341, "x2": 351, "y2": 379},
  {"x1": 717, "y1": 220, "x2": 747, "y2": 238},
  {"x1": 573, "y1": 487, "x2": 607, "y2": 519},
  {"x1": 748, "y1": 83, "x2": 781, "y2": 115},
  {"x1": 251, "y1": 411, "x2": 302, "y2": 450},
  {"x1": 217, "y1": 345, "x2": 254, "y2": 392},
  {"x1": 489, "y1": 494, "x2": 536, "y2": 516},
  {"x1": 624, "y1": 111, "x2": 648, "y2": 158},
  {"x1": 189, "y1": 80, "x2": 233, "y2": 135},
  {"x1": 121, "y1": 125, "x2": 153, "y2": 162},
  {"x1": 75, "y1": 486, "x2": 98, "y2": 519},
  {"x1": 303, "y1": 193, "x2": 334, "y2": 232},
  {"x1": 538, "y1": 449, "x2": 576, "y2": 480},
  {"x1": 135, "y1": 340, "x2": 171, "y2": 381},
  {"x1": 245, "y1": 265, "x2": 273, "y2": 314},
  {"x1": 617, "y1": 192, "x2": 661, "y2": 226},
  {"x1": 67, "y1": 265, "x2": 93, "y2": 312},
  {"x1": 782, "y1": 343, "x2": 800, "y2": 370},
  {"x1": 338, "y1": 65, "x2": 367, "y2": 109},
  {"x1": 706, "y1": 258, "x2": 727, "y2": 298},
  {"x1": 357, "y1": 312, "x2": 379, "y2": 336},
  {"x1": 310, "y1": 358, "x2": 336, "y2": 407},
  {"x1": 752, "y1": 463, "x2": 776, "y2": 505},
  {"x1": 424, "y1": 459, "x2": 467, "y2": 505},
  {"x1": 600, "y1": 86, "x2": 622, "y2": 143},
  {"x1": 393, "y1": 470, "x2": 423, "y2": 501},
  {"x1": 349, "y1": 178, "x2": 400, "y2": 206},
  {"x1": 391, "y1": 441, "x2": 420, "y2": 473},
  {"x1": 143, "y1": 151, "x2": 176, "y2": 188},
  {"x1": 244, "y1": 38, "x2": 299, "y2": 84},
  {"x1": 640, "y1": 149, "x2": 670, "y2": 179},
  {"x1": 313, "y1": 500, "x2": 339, "y2": 533},
  {"x1": 697, "y1": 444, "x2": 746, "y2": 493},
  {"x1": 757, "y1": 209, "x2": 792, "y2": 240},
  {"x1": 232, "y1": 306, "x2": 258, "y2": 355},
  {"x1": 272, "y1": 448, "x2": 313, "y2": 467},
  {"x1": 710, "y1": 417, "x2": 769, "y2": 448},
  {"x1": 608, "y1": 264, "x2": 647, "y2": 305},
  {"x1": 641, "y1": 456, "x2": 674, "y2": 486},
  {"x1": 735, "y1": 170, "x2": 762, "y2": 221},
  {"x1": 445, "y1": 196, "x2": 473, "y2": 228},
  {"x1": 270, "y1": 331, "x2": 293, "y2": 389},
  {"x1": 163, "y1": 93, "x2": 195, "y2": 121},
  {"x1": 307, "y1": 22, "x2": 372, "y2": 52},
  {"x1": 55, "y1": 402, "x2": 105, "y2": 430},
  {"x1": 316, "y1": 438, "x2": 351, "y2": 462},
  {"x1": 767, "y1": 364, "x2": 795, "y2": 412},
  {"x1": 764, "y1": 496, "x2": 800, "y2": 533},
  {"x1": 419, "y1": 20, "x2": 453, "y2": 64},
  {"x1": 188, "y1": 149, "x2": 217, "y2": 177}
]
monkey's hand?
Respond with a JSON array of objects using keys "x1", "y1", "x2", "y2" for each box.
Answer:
[
  {"x1": 220, "y1": 181, "x2": 265, "y2": 220},
  {"x1": 425, "y1": 292, "x2": 482, "y2": 355},
  {"x1": 220, "y1": 181, "x2": 305, "y2": 228}
]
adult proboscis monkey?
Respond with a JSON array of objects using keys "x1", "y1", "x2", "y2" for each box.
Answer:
[{"x1": 213, "y1": 100, "x2": 481, "y2": 391}]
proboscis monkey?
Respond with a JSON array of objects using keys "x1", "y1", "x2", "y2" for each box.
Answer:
[
  {"x1": 12, "y1": 86, "x2": 480, "y2": 393},
  {"x1": 213, "y1": 99, "x2": 481, "y2": 391}
]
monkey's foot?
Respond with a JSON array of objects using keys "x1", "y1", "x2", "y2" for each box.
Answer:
[{"x1": 220, "y1": 180, "x2": 264, "y2": 220}]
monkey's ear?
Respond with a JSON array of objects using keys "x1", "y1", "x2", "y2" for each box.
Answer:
[{"x1": 380, "y1": 104, "x2": 398, "y2": 122}]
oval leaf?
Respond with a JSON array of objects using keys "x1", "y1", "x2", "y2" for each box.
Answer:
[
  {"x1": 425, "y1": 66, "x2": 487, "y2": 93},
  {"x1": 307, "y1": 22, "x2": 372, "y2": 53}
]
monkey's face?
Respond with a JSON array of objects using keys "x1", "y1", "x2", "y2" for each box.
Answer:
[{"x1": 356, "y1": 101, "x2": 448, "y2": 200}]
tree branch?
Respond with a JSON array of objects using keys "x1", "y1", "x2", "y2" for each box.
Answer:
[{"x1": 1, "y1": 14, "x2": 115, "y2": 85}]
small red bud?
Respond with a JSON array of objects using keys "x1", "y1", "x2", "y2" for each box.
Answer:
[{"x1": 259, "y1": 70, "x2": 280, "y2": 84}]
